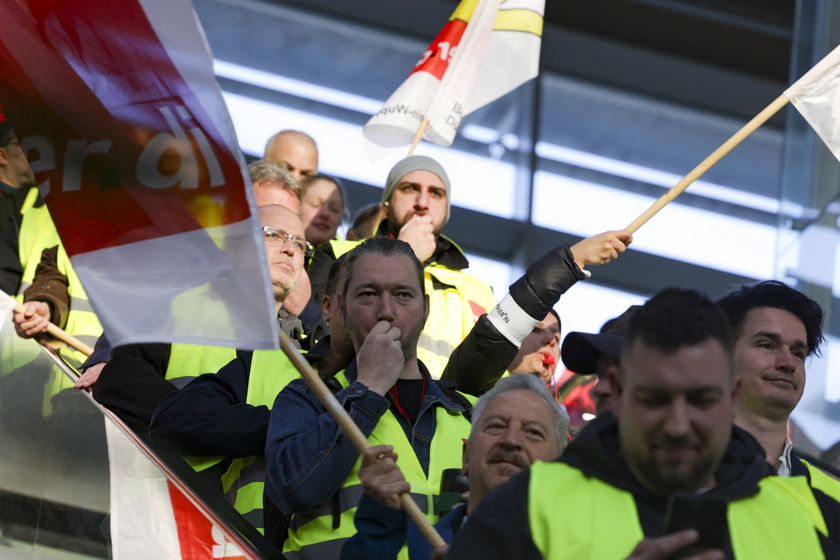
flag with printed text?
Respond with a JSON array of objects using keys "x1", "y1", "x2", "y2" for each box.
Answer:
[
  {"x1": 363, "y1": 0, "x2": 545, "y2": 157},
  {"x1": 0, "y1": 0, "x2": 277, "y2": 350}
]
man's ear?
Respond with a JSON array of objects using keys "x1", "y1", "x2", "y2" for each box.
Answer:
[
  {"x1": 0, "y1": 145, "x2": 9, "y2": 166},
  {"x1": 422, "y1": 294, "x2": 430, "y2": 326},
  {"x1": 321, "y1": 294, "x2": 332, "y2": 323},
  {"x1": 608, "y1": 365, "x2": 623, "y2": 416},
  {"x1": 336, "y1": 292, "x2": 346, "y2": 317},
  {"x1": 461, "y1": 439, "x2": 470, "y2": 478},
  {"x1": 731, "y1": 373, "x2": 741, "y2": 404}
]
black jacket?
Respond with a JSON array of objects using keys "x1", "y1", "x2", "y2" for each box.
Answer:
[
  {"x1": 440, "y1": 244, "x2": 585, "y2": 396},
  {"x1": 94, "y1": 310, "x2": 304, "y2": 442},
  {"x1": 446, "y1": 413, "x2": 840, "y2": 560}
]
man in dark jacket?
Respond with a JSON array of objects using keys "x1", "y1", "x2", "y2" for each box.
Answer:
[
  {"x1": 446, "y1": 288, "x2": 840, "y2": 560},
  {"x1": 340, "y1": 373, "x2": 569, "y2": 560}
]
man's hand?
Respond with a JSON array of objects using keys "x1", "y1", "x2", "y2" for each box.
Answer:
[
  {"x1": 75, "y1": 362, "x2": 106, "y2": 390},
  {"x1": 356, "y1": 320, "x2": 405, "y2": 395},
  {"x1": 398, "y1": 214, "x2": 436, "y2": 263},
  {"x1": 625, "y1": 530, "x2": 723, "y2": 560},
  {"x1": 359, "y1": 445, "x2": 410, "y2": 510},
  {"x1": 570, "y1": 230, "x2": 633, "y2": 270},
  {"x1": 13, "y1": 301, "x2": 51, "y2": 338}
]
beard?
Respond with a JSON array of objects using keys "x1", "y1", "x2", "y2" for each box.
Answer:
[{"x1": 629, "y1": 442, "x2": 721, "y2": 497}]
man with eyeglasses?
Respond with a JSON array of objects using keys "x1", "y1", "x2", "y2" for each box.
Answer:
[
  {"x1": 143, "y1": 204, "x2": 310, "y2": 533},
  {"x1": 92, "y1": 162, "x2": 305, "y2": 434}
]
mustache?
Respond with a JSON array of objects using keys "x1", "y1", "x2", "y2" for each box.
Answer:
[{"x1": 487, "y1": 449, "x2": 529, "y2": 470}]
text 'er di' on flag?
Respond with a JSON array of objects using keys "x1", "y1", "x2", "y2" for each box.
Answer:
[
  {"x1": 0, "y1": 0, "x2": 278, "y2": 350},
  {"x1": 363, "y1": 0, "x2": 545, "y2": 159}
]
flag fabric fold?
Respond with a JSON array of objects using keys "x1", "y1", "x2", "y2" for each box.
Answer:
[
  {"x1": 784, "y1": 44, "x2": 840, "y2": 162},
  {"x1": 105, "y1": 419, "x2": 251, "y2": 560},
  {"x1": 0, "y1": 0, "x2": 277, "y2": 350},
  {"x1": 363, "y1": 0, "x2": 545, "y2": 156}
]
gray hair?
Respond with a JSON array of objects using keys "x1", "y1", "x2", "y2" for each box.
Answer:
[
  {"x1": 470, "y1": 373, "x2": 569, "y2": 452},
  {"x1": 248, "y1": 159, "x2": 302, "y2": 201}
]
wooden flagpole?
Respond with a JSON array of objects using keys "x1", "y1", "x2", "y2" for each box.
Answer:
[
  {"x1": 625, "y1": 93, "x2": 790, "y2": 233},
  {"x1": 407, "y1": 119, "x2": 430, "y2": 157},
  {"x1": 277, "y1": 329, "x2": 447, "y2": 549},
  {"x1": 6, "y1": 295, "x2": 94, "y2": 356}
]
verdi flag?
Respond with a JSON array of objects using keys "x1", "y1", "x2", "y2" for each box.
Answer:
[
  {"x1": 0, "y1": 0, "x2": 278, "y2": 349},
  {"x1": 363, "y1": 0, "x2": 545, "y2": 156},
  {"x1": 784, "y1": 44, "x2": 840, "y2": 162}
]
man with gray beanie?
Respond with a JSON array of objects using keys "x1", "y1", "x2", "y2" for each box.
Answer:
[{"x1": 308, "y1": 155, "x2": 495, "y2": 378}]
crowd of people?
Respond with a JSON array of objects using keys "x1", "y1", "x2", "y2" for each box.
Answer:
[{"x1": 3, "y1": 118, "x2": 840, "y2": 560}]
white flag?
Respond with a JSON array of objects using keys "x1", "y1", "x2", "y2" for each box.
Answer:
[
  {"x1": 363, "y1": 0, "x2": 545, "y2": 157},
  {"x1": 0, "y1": 0, "x2": 278, "y2": 350},
  {"x1": 784, "y1": 44, "x2": 840, "y2": 162}
]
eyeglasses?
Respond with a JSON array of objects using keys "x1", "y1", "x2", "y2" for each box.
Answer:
[{"x1": 262, "y1": 226, "x2": 313, "y2": 257}]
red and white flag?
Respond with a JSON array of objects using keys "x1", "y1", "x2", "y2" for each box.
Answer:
[
  {"x1": 105, "y1": 419, "x2": 252, "y2": 560},
  {"x1": 784, "y1": 44, "x2": 840, "y2": 162},
  {"x1": 0, "y1": 0, "x2": 277, "y2": 349},
  {"x1": 363, "y1": 0, "x2": 545, "y2": 157}
]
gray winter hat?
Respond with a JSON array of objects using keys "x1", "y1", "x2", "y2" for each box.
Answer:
[{"x1": 381, "y1": 155, "x2": 451, "y2": 223}]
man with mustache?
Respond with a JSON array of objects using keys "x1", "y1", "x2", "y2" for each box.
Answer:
[
  {"x1": 340, "y1": 373, "x2": 568, "y2": 560},
  {"x1": 265, "y1": 237, "x2": 475, "y2": 559},
  {"x1": 446, "y1": 288, "x2": 840, "y2": 560},
  {"x1": 307, "y1": 155, "x2": 496, "y2": 379}
]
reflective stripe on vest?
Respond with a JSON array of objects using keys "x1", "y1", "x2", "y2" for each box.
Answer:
[
  {"x1": 528, "y1": 461, "x2": 827, "y2": 559},
  {"x1": 328, "y1": 239, "x2": 494, "y2": 380},
  {"x1": 283, "y1": 370, "x2": 472, "y2": 560},
  {"x1": 218, "y1": 348, "x2": 302, "y2": 533}
]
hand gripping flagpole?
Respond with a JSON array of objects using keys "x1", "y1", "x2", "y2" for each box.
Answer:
[
  {"x1": 625, "y1": 93, "x2": 789, "y2": 233},
  {"x1": 2, "y1": 290, "x2": 94, "y2": 356},
  {"x1": 277, "y1": 329, "x2": 447, "y2": 550}
]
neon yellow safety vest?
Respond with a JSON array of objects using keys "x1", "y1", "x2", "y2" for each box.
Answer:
[
  {"x1": 328, "y1": 238, "x2": 494, "y2": 380},
  {"x1": 164, "y1": 343, "x2": 237, "y2": 389},
  {"x1": 283, "y1": 370, "x2": 474, "y2": 560},
  {"x1": 54, "y1": 245, "x2": 102, "y2": 366},
  {"x1": 15, "y1": 189, "x2": 103, "y2": 366},
  {"x1": 216, "y1": 348, "x2": 303, "y2": 532},
  {"x1": 528, "y1": 461, "x2": 828, "y2": 559},
  {"x1": 5, "y1": 189, "x2": 103, "y2": 414},
  {"x1": 165, "y1": 344, "x2": 239, "y2": 474},
  {"x1": 802, "y1": 459, "x2": 840, "y2": 503},
  {"x1": 16, "y1": 188, "x2": 60, "y2": 296},
  {"x1": 2, "y1": 188, "x2": 63, "y2": 374}
]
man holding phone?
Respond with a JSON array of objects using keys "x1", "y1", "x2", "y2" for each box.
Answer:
[{"x1": 445, "y1": 288, "x2": 840, "y2": 560}]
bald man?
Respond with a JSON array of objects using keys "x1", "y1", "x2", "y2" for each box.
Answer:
[{"x1": 264, "y1": 130, "x2": 319, "y2": 183}]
